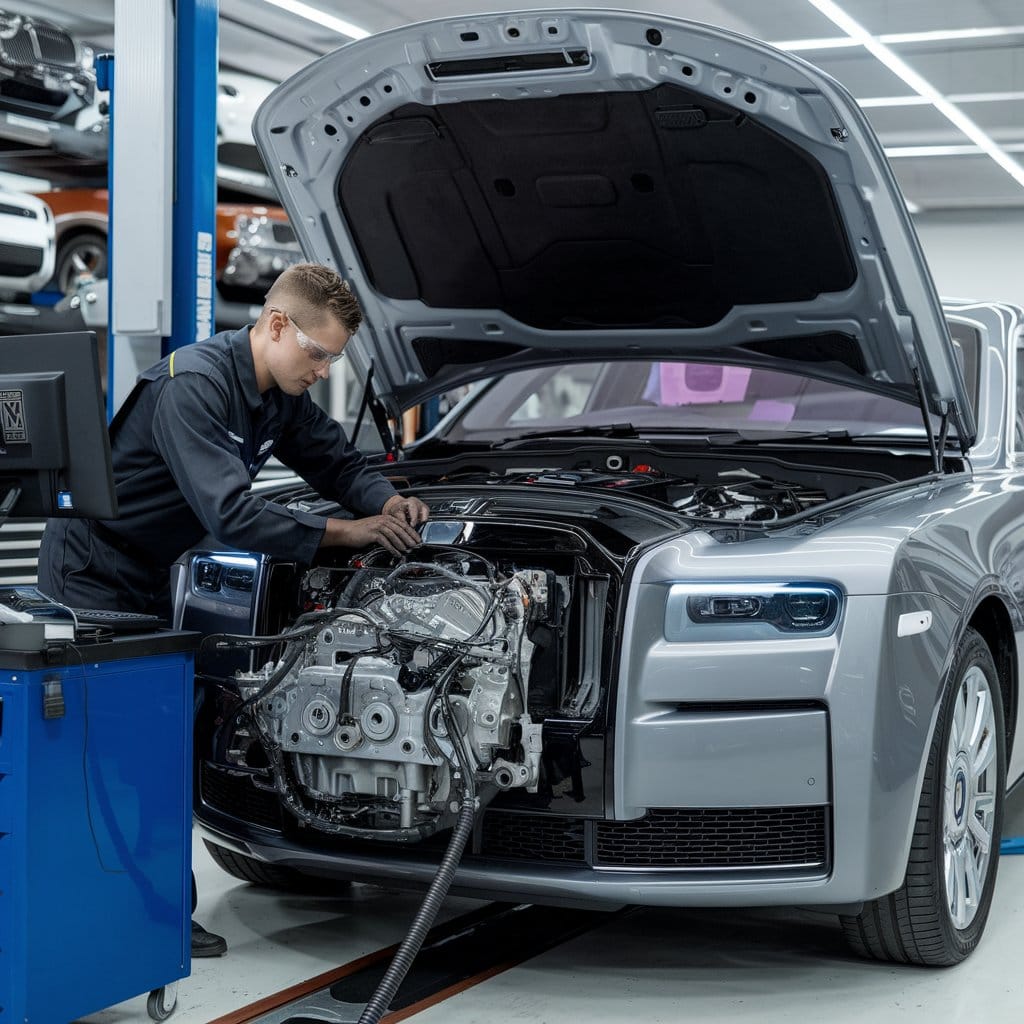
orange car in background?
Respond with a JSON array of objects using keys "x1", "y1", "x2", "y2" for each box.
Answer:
[{"x1": 35, "y1": 188, "x2": 301, "y2": 306}]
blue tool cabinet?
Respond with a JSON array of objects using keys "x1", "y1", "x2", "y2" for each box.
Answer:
[{"x1": 0, "y1": 633, "x2": 197, "y2": 1023}]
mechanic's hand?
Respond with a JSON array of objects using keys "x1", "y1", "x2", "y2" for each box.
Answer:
[
  {"x1": 382, "y1": 494, "x2": 430, "y2": 526},
  {"x1": 322, "y1": 514, "x2": 421, "y2": 555}
]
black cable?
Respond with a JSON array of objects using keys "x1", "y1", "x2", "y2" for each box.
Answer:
[
  {"x1": 202, "y1": 625, "x2": 319, "y2": 651},
  {"x1": 415, "y1": 544, "x2": 497, "y2": 582},
  {"x1": 356, "y1": 795, "x2": 476, "y2": 1024},
  {"x1": 350, "y1": 579, "x2": 503, "y2": 1021},
  {"x1": 382, "y1": 560, "x2": 492, "y2": 597},
  {"x1": 67, "y1": 641, "x2": 127, "y2": 874},
  {"x1": 337, "y1": 653, "x2": 359, "y2": 721},
  {"x1": 200, "y1": 608, "x2": 337, "y2": 651},
  {"x1": 356, "y1": 689, "x2": 478, "y2": 1024},
  {"x1": 234, "y1": 638, "x2": 307, "y2": 722},
  {"x1": 238, "y1": 547, "x2": 509, "y2": 1020}
]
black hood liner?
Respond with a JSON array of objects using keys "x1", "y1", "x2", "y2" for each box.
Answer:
[{"x1": 338, "y1": 83, "x2": 856, "y2": 332}]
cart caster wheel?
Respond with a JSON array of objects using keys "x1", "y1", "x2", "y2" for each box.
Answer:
[{"x1": 147, "y1": 982, "x2": 178, "y2": 1021}]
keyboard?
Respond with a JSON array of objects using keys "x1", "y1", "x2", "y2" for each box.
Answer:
[{"x1": 72, "y1": 608, "x2": 167, "y2": 634}]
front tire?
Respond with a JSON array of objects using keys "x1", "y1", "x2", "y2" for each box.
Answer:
[
  {"x1": 841, "y1": 627, "x2": 1005, "y2": 965},
  {"x1": 53, "y1": 230, "x2": 108, "y2": 294},
  {"x1": 204, "y1": 840, "x2": 349, "y2": 894}
]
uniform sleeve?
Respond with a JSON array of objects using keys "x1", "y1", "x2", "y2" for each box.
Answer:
[
  {"x1": 150, "y1": 373, "x2": 327, "y2": 562},
  {"x1": 273, "y1": 395, "x2": 398, "y2": 516}
]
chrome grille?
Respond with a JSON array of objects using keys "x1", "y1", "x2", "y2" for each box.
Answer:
[
  {"x1": 31, "y1": 24, "x2": 77, "y2": 66},
  {"x1": 0, "y1": 24, "x2": 36, "y2": 67},
  {"x1": 595, "y1": 807, "x2": 828, "y2": 869}
]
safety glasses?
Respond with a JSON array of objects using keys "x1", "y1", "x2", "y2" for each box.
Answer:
[{"x1": 270, "y1": 307, "x2": 346, "y2": 364}]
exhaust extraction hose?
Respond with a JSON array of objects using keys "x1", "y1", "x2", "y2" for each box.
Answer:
[{"x1": 356, "y1": 790, "x2": 478, "y2": 1024}]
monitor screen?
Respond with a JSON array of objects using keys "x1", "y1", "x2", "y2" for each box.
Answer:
[{"x1": 0, "y1": 331, "x2": 117, "y2": 519}]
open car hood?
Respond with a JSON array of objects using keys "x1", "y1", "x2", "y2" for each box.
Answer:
[{"x1": 253, "y1": 9, "x2": 975, "y2": 446}]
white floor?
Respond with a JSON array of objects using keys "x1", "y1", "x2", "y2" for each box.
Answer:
[{"x1": 81, "y1": 792, "x2": 1024, "y2": 1024}]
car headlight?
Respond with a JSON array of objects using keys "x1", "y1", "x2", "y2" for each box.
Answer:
[
  {"x1": 664, "y1": 583, "x2": 842, "y2": 641},
  {"x1": 0, "y1": 14, "x2": 23, "y2": 40}
]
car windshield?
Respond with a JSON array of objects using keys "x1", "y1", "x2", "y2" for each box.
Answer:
[{"x1": 442, "y1": 360, "x2": 941, "y2": 443}]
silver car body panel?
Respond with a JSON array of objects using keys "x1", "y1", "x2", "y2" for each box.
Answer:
[{"x1": 251, "y1": 9, "x2": 974, "y2": 439}]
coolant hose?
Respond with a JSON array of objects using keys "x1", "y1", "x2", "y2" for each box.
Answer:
[{"x1": 356, "y1": 792, "x2": 478, "y2": 1024}]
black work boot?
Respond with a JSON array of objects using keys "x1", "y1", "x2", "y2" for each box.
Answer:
[{"x1": 191, "y1": 919, "x2": 227, "y2": 957}]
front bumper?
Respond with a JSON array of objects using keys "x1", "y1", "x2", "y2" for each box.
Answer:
[
  {"x1": 194, "y1": 581, "x2": 948, "y2": 910},
  {"x1": 195, "y1": 805, "x2": 839, "y2": 910}
]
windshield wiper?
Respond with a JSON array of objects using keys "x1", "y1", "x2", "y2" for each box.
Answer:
[
  {"x1": 717, "y1": 429, "x2": 853, "y2": 444},
  {"x1": 496, "y1": 423, "x2": 639, "y2": 447},
  {"x1": 495, "y1": 424, "x2": 858, "y2": 448}
]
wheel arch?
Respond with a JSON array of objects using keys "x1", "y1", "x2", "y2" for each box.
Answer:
[
  {"x1": 52, "y1": 213, "x2": 108, "y2": 244},
  {"x1": 51, "y1": 224, "x2": 110, "y2": 292},
  {"x1": 967, "y1": 593, "x2": 1018, "y2": 768}
]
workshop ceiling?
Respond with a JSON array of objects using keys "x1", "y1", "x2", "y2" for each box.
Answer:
[{"x1": 14, "y1": 0, "x2": 1024, "y2": 210}]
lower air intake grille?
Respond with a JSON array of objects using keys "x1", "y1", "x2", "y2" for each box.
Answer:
[
  {"x1": 200, "y1": 762, "x2": 283, "y2": 831},
  {"x1": 0, "y1": 241, "x2": 43, "y2": 278},
  {"x1": 479, "y1": 812, "x2": 586, "y2": 863},
  {"x1": 595, "y1": 807, "x2": 828, "y2": 869}
]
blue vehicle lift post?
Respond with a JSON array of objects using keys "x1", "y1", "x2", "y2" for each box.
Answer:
[
  {"x1": 107, "y1": 0, "x2": 218, "y2": 409},
  {"x1": 1, "y1": 3, "x2": 221, "y2": 1020}
]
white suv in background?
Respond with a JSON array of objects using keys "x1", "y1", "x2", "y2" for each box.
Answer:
[{"x1": 0, "y1": 188, "x2": 54, "y2": 297}]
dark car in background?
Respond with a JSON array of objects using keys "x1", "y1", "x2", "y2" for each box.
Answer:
[{"x1": 0, "y1": 8, "x2": 95, "y2": 124}]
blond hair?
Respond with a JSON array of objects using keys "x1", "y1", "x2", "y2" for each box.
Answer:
[{"x1": 263, "y1": 263, "x2": 363, "y2": 335}]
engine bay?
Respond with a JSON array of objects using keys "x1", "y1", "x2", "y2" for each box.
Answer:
[
  {"x1": 440, "y1": 466, "x2": 833, "y2": 523},
  {"x1": 194, "y1": 442, "x2": 949, "y2": 843},
  {"x1": 215, "y1": 536, "x2": 609, "y2": 841}
]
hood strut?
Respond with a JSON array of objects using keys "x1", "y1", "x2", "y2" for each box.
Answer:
[
  {"x1": 913, "y1": 366, "x2": 958, "y2": 474},
  {"x1": 352, "y1": 360, "x2": 399, "y2": 458},
  {"x1": 912, "y1": 368, "x2": 939, "y2": 473}
]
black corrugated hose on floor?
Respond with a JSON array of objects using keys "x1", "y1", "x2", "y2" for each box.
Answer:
[{"x1": 356, "y1": 789, "x2": 478, "y2": 1024}]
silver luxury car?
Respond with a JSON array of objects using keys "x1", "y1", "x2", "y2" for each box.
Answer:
[{"x1": 182, "y1": 11, "x2": 1024, "y2": 967}]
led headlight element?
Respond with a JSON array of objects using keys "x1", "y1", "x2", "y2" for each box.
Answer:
[{"x1": 665, "y1": 583, "x2": 842, "y2": 641}]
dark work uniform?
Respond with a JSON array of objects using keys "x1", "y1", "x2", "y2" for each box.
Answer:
[{"x1": 37, "y1": 325, "x2": 397, "y2": 615}]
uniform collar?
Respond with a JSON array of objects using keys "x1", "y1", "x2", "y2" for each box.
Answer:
[{"x1": 230, "y1": 324, "x2": 264, "y2": 413}]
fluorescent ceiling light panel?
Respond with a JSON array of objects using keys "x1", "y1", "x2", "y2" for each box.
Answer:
[
  {"x1": 858, "y1": 90, "x2": 1024, "y2": 108},
  {"x1": 261, "y1": 0, "x2": 370, "y2": 39},
  {"x1": 857, "y1": 95, "x2": 930, "y2": 108},
  {"x1": 950, "y1": 90, "x2": 1024, "y2": 104},
  {"x1": 880, "y1": 26, "x2": 1024, "y2": 44},
  {"x1": 886, "y1": 143, "x2": 1024, "y2": 157},
  {"x1": 886, "y1": 145, "x2": 985, "y2": 158},
  {"x1": 805, "y1": 0, "x2": 1024, "y2": 190},
  {"x1": 773, "y1": 35, "x2": 859, "y2": 50},
  {"x1": 776, "y1": 24, "x2": 1024, "y2": 50}
]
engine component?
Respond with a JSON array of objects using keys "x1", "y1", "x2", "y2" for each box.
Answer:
[
  {"x1": 674, "y1": 479, "x2": 828, "y2": 521},
  {"x1": 235, "y1": 555, "x2": 550, "y2": 839}
]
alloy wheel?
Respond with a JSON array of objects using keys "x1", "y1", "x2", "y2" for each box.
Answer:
[{"x1": 942, "y1": 664, "x2": 998, "y2": 930}]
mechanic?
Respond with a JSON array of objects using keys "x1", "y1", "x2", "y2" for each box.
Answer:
[{"x1": 37, "y1": 262, "x2": 429, "y2": 957}]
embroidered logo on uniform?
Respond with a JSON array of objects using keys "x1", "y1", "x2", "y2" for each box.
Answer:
[
  {"x1": 258, "y1": 439, "x2": 275, "y2": 455},
  {"x1": 227, "y1": 430, "x2": 244, "y2": 444}
]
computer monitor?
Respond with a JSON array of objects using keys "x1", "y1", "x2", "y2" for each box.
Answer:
[{"x1": 0, "y1": 331, "x2": 117, "y2": 519}]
